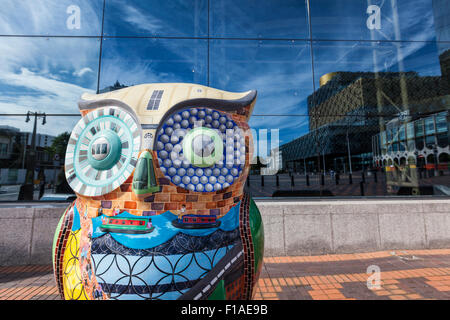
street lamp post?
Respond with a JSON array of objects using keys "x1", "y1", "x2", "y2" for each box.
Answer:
[
  {"x1": 18, "y1": 111, "x2": 46, "y2": 201},
  {"x1": 346, "y1": 129, "x2": 353, "y2": 174}
]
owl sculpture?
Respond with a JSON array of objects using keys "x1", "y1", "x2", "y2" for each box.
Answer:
[{"x1": 52, "y1": 83, "x2": 264, "y2": 300}]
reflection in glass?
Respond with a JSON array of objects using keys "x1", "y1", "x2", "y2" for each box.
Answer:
[
  {"x1": 0, "y1": 36, "x2": 97, "y2": 201},
  {"x1": 0, "y1": 37, "x2": 100, "y2": 116},
  {"x1": 436, "y1": 112, "x2": 448, "y2": 133},
  {"x1": 0, "y1": 0, "x2": 103, "y2": 36},
  {"x1": 0, "y1": 0, "x2": 448, "y2": 200},
  {"x1": 415, "y1": 120, "x2": 424, "y2": 137},
  {"x1": 310, "y1": 0, "x2": 440, "y2": 41},
  {"x1": 278, "y1": 38, "x2": 449, "y2": 197},
  {"x1": 103, "y1": 0, "x2": 207, "y2": 37},
  {"x1": 210, "y1": 40, "x2": 313, "y2": 119},
  {"x1": 210, "y1": 0, "x2": 309, "y2": 39},
  {"x1": 99, "y1": 38, "x2": 207, "y2": 90},
  {"x1": 0, "y1": 116, "x2": 80, "y2": 201}
]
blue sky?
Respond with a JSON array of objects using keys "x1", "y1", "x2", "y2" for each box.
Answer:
[{"x1": 0, "y1": 0, "x2": 447, "y2": 146}]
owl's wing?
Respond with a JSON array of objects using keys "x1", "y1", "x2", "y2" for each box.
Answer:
[
  {"x1": 53, "y1": 202, "x2": 75, "y2": 298},
  {"x1": 52, "y1": 201, "x2": 88, "y2": 300}
]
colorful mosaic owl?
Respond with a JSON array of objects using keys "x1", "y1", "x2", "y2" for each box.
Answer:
[{"x1": 52, "y1": 83, "x2": 264, "y2": 300}]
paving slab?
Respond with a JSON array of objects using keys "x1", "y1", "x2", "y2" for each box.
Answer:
[{"x1": 1, "y1": 249, "x2": 450, "y2": 300}]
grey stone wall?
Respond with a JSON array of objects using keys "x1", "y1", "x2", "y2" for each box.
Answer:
[
  {"x1": 257, "y1": 199, "x2": 450, "y2": 256},
  {"x1": 0, "y1": 205, "x2": 66, "y2": 266},
  {"x1": 0, "y1": 199, "x2": 449, "y2": 265}
]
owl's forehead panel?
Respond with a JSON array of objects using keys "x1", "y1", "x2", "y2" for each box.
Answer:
[{"x1": 79, "y1": 83, "x2": 256, "y2": 149}]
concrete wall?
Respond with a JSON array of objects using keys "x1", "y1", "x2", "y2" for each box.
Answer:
[
  {"x1": 0, "y1": 205, "x2": 67, "y2": 266},
  {"x1": 258, "y1": 199, "x2": 450, "y2": 256},
  {"x1": 0, "y1": 199, "x2": 449, "y2": 266}
]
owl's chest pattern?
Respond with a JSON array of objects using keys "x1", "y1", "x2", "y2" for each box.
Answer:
[{"x1": 80, "y1": 201, "x2": 247, "y2": 300}]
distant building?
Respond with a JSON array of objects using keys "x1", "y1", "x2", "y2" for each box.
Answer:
[
  {"x1": 18, "y1": 132, "x2": 55, "y2": 149},
  {"x1": 99, "y1": 80, "x2": 129, "y2": 94},
  {"x1": 0, "y1": 125, "x2": 55, "y2": 166},
  {"x1": 0, "y1": 126, "x2": 20, "y2": 160},
  {"x1": 372, "y1": 110, "x2": 449, "y2": 169},
  {"x1": 280, "y1": 67, "x2": 450, "y2": 174}
]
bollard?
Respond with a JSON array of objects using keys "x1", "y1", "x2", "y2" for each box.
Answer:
[
  {"x1": 321, "y1": 174, "x2": 325, "y2": 186},
  {"x1": 291, "y1": 175, "x2": 295, "y2": 187},
  {"x1": 360, "y1": 181, "x2": 364, "y2": 196},
  {"x1": 349, "y1": 173, "x2": 353, "y2": 184},
  {"x1": 306, "y1": 174, "x2": 310, "y2": 186},
  {"x1": 276, "y1": 174, "x2": 279, "y2": 187},
  {"x1": 261, "y1": 175, "x2": 264, "y2": 187},
  {"x1": 335, "y1": 174, "x2": 339, "y2": 185}
]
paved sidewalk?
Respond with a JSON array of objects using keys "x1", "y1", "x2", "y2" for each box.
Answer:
[
  {"x1": 254, "y1": 248, "x2": 450, "y2": 300},
  {"x1": 1, "y1": 249, "x2": 450, "y2": 300}
]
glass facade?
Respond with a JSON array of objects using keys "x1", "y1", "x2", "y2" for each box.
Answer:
[{"x1": 0, "y1": 0, "x2": 449, "y2": 201}]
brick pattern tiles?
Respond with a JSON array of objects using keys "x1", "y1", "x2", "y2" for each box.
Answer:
[
  {"x1": 238, "y1": 193, "x2": 255, "y2": 300},
  {"x1": 254, "y1": 249, "x2": 450, "y2": 300},
  {"x1": 53, "y1": 204, "x2": 74, "y2": 299},
  {"x1": 0, "y1": 265, "x2": 60, "y2": 300},
  {"x1": 2, "y1": 249, "x2": 450, "y2": 300}
]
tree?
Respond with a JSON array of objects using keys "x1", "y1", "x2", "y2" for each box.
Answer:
[{"x1": 47, "y1": 132, "x2": 71, "y2": 160}]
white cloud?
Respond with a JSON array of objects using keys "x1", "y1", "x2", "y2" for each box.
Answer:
[
  {"x1": 73, "y1": 67, "x2": 94, "y2": 77},
  {"x1": 121, "y1": 4, "x2": 164, "y2": 34},
  {"x1": 0, "y1": 2, "x2": 100, "y2": 136}
]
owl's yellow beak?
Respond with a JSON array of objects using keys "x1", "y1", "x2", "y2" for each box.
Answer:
[{"x1": 132, "y1": 150, "x2": 160, "y2": 196}]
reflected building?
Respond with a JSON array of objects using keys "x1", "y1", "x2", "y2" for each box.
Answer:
[
  {"x1": 0, "y1": 125, "x2": 20, "y2": 161},
  {"x1": 280, "y1": 67, "x2": 450, "y2": 174},
  {"x1": 372, "y1": 111, "x2": 449, "y2": 170},
  {"x1": 98, "y1": 80, "x2": 128, "y2": 94},
  {"x1": 0, "y1": 125, "x2": 55, "y2": 168}
]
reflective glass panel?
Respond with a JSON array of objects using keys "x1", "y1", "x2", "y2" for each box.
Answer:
[
  {"x1": 103, "y1": 0, "x2": 207, "y2": 37},
  {"x1": 425, "y1": 116, "x2": 436, "y2": 135},
  {"x1": 398, "y1": 124, "x2": 405, "y2": 141},
  {"x1": 406, "y1": 122, "x2": 414, "y2": 139},
  {"x1": 210, "y1": 40, "x2": 313, "y2": 119},
  {"x1": 415, "y1": 120, "x2": 424, "y2": 137},
  {"x1": 0, "y1": 37, "x2": 100, "y2": 115},
  {"x1": 210, "y1": 0, "x2": 309, "y2": 39},
  {"x1": 0, "y1": 0, "x2": 103, "y2": 36},
  {"x1": 99, "y1": 38, "x2": 207, "y2": 90},
  {"x1": 310, "y1": 0, "x2": 445, "y2": 41},
  {"x1": 0, "y1": 115, "x2": 80, "y2": 201},
  {"x1": 425, "y1": 135, "x2": 436, "y2": 148},
  {"x1": 436, "y1": 113, "x2": 448, "y2": 133}
]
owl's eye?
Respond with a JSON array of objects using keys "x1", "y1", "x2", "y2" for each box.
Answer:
[
  {"x1": 65, "y1": 106, "x2": 141, "y2": 196},
  {"x1": 155, "y1": 108, "x2": 245, "y2": 192},
  {"x1": 183, "y1": 127, "x2": 223, "y2": 167}
]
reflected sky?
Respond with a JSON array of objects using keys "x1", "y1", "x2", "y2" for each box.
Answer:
[
  {"x1": 310, "y1": 0, "x2": 438, "y2": 41},
  {"x1": 0, "y1": 0, "x2": 448, "y2": 144},
  {"x1": 0, "y1": 0, "x2": 102, "y2": 36},
  {"x1": 99, "y1": 38, "x2": 207, "y2": 88},
  {"x1": 210, "y1": 40, "x2": 313, "y2": 144},
  {"x1": 210, "y1": 0, "x2": 309, "y2": 39},
  {"x1": 104, "y1": 0, "x2": 207, "y2": 37},
  {"x1": 0, "y1": 37, "x2": 99, "y2": 136}
]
